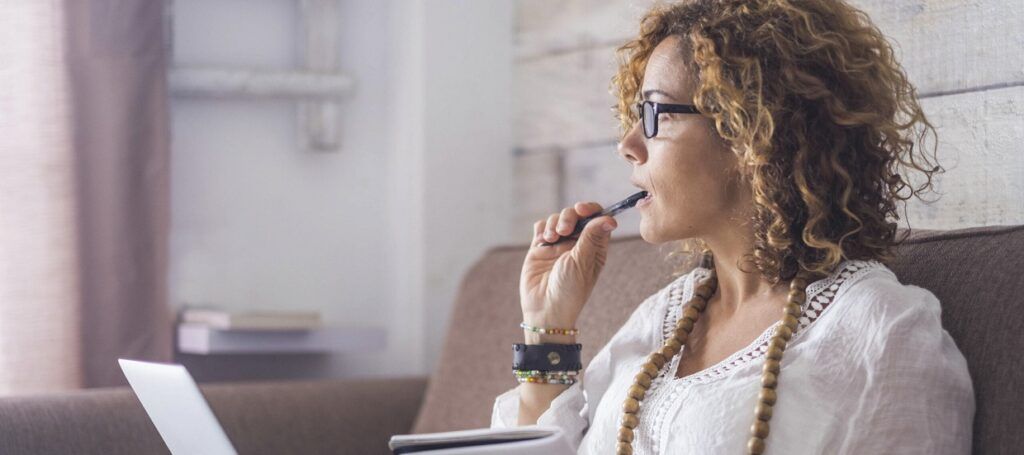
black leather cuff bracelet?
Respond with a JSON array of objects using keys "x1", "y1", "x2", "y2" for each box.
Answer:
[{"x1": 512, "y1": 343, "x2": 582, "y2": 372}]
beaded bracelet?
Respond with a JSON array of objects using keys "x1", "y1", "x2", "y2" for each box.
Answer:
[
  {"x1": 517, "y1": 376, "x2": 577, "y2": 385},
  {"x1": 513, "y1": 369, "x2": 579, "y2": 385},
  {"x1": 513, "y1": 369, "x2": 579, "y2": 378},
  {"x1": 520, "y1": 322, "x2": 579, "y2": 336}
]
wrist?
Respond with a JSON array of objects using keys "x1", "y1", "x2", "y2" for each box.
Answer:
[{"x1": 522, "y1": 310, "x2": 577, "y2": 327}]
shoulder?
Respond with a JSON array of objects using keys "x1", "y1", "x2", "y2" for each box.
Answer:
[
  {"x1": 821, "y1": 262, "x2": 975, "y2": 426},
  {"x1": 833, "y1": 259, "x2": 941, "y2": 323},
  {"x1": 826, "y1": 259, "x2": 948, "y2": 348}
]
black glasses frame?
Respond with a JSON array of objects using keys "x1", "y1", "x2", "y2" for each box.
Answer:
[{"x1": 636, "y1": 100, "x2": 700, "y2": 138}]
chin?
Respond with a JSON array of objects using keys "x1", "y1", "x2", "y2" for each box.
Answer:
[
  {"x1": 640, "y1": 217, "x2": 690, "y2": 244},
  {"x1": 638, "y1": 222, "x2": 666, "y2": 244}
]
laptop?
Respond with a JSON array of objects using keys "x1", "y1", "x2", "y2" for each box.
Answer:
[{"x1": 118, "y1": 359, "x2": 238, "y2": 455}]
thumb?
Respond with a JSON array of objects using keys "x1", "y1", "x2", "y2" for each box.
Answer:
[{"x1": 573, "y1": 215, "x2": 616, "y2": 261}]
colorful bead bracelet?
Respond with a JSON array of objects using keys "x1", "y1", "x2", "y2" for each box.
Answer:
[
  {"x1": 513, "y1": 369, "x2": 579, "y2": 385},
  {"x1": 517, "y1": 376, "x2": 577, "y2": 385},
  {"x1": 513, "y1": 369, "x2": 579, "y2": 377},
  {"x1": 509, "y1": 368, "x2": 577, "y2": 383},
  {"x1": 519, "y1": 322, "x2": 579, "y2": 336}
]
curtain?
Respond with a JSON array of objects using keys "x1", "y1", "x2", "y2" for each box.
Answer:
[{"x1": 0, "y1": 0, "x2": 172, "y2": 394}]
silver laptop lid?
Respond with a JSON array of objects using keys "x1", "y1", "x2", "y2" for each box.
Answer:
[{"x1": 119, "y1": 359, "x2": 237, "y2": 455}]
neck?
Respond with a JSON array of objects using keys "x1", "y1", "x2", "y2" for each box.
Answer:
[{"x1": 701, "y1": 218, "x2": 789, "y2": 317}]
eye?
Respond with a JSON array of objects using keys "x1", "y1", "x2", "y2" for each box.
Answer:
[{"x1": 642, "y1": 103, "x2": 656, "y2": 137}]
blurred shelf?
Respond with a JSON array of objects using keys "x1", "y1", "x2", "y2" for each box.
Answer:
[
  {"x1": 168, "y1": 67, "x2": 353, "y2": 100},
  {"x1": 166, "y1": 0, "x2": 350, "y2": 151},
  {"x1": 177, "y1": 323, "x2": 386, "y2": 355}
]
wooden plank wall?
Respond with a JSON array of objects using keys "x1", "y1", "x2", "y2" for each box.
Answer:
[{"x1": 511, "y1": 0, "x2": 1024, "y2": 242}]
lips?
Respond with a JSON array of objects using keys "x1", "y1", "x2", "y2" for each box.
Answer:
[
  {"x1": 632, "y1": 179, "x2": 653, "y2": 208},
  {"x1": 631, "y1": 179, "x2": 651, "y2": 197}
]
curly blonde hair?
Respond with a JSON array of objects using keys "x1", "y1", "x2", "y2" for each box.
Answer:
[{"x1": 612, "y1": 0, "x2": 944, "y2": 283}]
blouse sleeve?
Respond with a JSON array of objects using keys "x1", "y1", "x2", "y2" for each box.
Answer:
[
  {"x1": 490, "y1": 381, "x2": 588, "y2": 447},
  {"x1": 836, "y1": 279, "x2": 975, "y2": 454},
  {"x1": 489, "y1": 278, "x2": 673, "y2": 453}
]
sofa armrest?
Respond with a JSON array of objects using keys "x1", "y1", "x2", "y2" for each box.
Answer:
[{"x1": 0, "y1": 375, "x2": 429, "y2": 455}]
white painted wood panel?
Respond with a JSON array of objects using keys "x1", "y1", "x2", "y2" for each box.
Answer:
[
  {"x1": 903, "y1": 85, "x2": 1024, "y2": 229},
  {"x1": 515, "y1": 0, "x2": 654, "y2": 60},
  {"x1": 855, "y1": 0, "x2": 1024, "y2": 98},
  {"x1": 515, "y1": 46, "x2": 621, "y2": 151},
  {"x1": 512, "y1": 151, "x2": 563, "y2": 237}
]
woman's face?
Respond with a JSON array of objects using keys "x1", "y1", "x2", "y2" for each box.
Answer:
[{"x1": 618, "y1": 35, "x2": 748, "y2": 244}]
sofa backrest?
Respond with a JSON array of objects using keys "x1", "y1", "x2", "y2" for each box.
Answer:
[{"x1": 411, "y1": 225, "x2": 1024, "y2": 454}]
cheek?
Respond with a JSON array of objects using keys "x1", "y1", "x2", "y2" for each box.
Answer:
[
  {"x1": 649, "y1": 148, "x2": 705, "y2": 196},
  {"x1": 650, "y1": 146, "x2": 734, "y2": 214}
]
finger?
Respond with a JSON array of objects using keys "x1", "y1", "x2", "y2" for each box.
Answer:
[
  {"x1": 574, "y1": 201, "x2": 604, "y2": 218},
  {"x1": 574, "y1": 214, "x2": 616, "y2": 259},
  {"x1": 557, "y1": 207, "x2": 578, "y2": 236},
  {"x1": 533, "y1": 220, "x2": 544, "y2": 244},
  {"x1": 544, "y1": 213, "x2": 560, "y2": 242}
]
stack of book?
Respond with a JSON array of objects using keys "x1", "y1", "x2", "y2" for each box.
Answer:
[
  {"x1": 180, "y1": 307, "x2": 322, "y2": 331},
  {"x1": 177, "y1": 307, "x2": 338, "y2": 355}
]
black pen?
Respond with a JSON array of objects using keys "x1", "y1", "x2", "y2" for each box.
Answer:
[{"x1": 539, "y1": 190, "x2": 649, "y2": 247}]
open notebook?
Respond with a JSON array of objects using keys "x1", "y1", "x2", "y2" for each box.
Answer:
[{"x1": 388, "y1": 425, "x2": 574, "y2": 454}]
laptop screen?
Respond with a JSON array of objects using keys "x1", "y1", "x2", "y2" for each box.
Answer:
[{"x1": 119, "y1": 359, "x2": 238, "y2": 455}]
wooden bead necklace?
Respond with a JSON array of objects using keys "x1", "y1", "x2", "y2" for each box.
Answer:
[{"x1": 616, "y1": 261, "x2": 812, "y2": 455}]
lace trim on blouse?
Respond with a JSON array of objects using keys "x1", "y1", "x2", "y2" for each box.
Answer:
[{"x1": 634, "y1": 258, "x2": 892, "y2": 454}]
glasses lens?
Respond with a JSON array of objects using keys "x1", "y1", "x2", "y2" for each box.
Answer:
[{"x1": 642, "y1": 102, "x2": 656, "y2": 138}]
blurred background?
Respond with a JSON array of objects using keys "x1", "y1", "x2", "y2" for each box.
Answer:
[{"x1": 1, "y1": 0, "x2": 1021, "y2": 395}]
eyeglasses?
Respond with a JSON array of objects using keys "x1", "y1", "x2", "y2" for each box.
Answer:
[{"x1": 636, "y1": 100, "x2": 701, "y2": 138}]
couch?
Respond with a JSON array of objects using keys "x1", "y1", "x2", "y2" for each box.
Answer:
[{"x1": 1, "y1": 225, "x2": 1021, "y2": 454}]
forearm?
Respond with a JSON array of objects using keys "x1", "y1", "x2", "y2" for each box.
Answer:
[{"x1": 516, "y1": 331, "x2": 578, "y2": 426}]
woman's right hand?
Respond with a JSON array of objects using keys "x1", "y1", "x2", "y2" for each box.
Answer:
[{"x1": 520, "y1": 202, "x2": 618, "y2": 328}]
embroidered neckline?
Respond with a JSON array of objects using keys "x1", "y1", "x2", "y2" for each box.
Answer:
[
  {"x1": 633, "y1": 259, "x2": 891, "y2": 454},
  {"x1": 650, "y1": 258, "x2": 890, "y2": 388}
]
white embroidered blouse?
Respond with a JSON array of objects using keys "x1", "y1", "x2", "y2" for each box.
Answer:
[{"x1": 490, "y1": 259, "x2": 975, "y2": 454}]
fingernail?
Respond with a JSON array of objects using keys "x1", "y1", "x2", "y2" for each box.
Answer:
[{"x1": 602, "y1": 222, "x2": 614, "y2": 232}]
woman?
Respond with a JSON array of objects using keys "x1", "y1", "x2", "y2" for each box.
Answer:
[{"x1": 490, "y1": 0, "x2": 975, "y2": 454}]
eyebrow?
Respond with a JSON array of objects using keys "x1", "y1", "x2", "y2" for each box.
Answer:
[{"x1": 642, "y1": 89, "x2": 676, "y2": 101}]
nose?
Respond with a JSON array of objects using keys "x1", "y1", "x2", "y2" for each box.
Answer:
[{"x1": 617, "y1": 122, "x2": 648, "y2": 165}]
